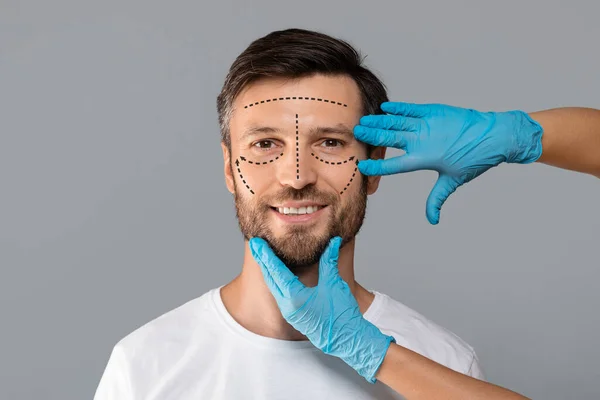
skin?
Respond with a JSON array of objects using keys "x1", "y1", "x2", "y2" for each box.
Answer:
[
  {"x1": 376, "y1": 343, "x2": 529, "y2": 399},
  {"x1": 532, "y1": 107, "x2": 600, "y2": 178},
  {"x1": 220, "y1": 74, "x2": 385, "y2": 341}
]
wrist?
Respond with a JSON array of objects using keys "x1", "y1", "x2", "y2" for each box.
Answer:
[
  {"x1": 340, "y1": 319, "x2": 396, "y2": 384},
  {"x1": 502, "y1": 110, "x2": 544, "y2": 164}
]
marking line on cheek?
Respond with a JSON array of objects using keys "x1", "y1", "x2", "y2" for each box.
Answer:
[
  {"x1": 296, "y1": 113, "x2": 299, "y2": 180},
  {"x1": 235, "y1": 152, "x2": 284, "y2": 195},
  {"x1": 340, "y1": 160, "x2": 359, "y2": 195},
  {"x1": 234, "y1": 158, "x2": 255, "y2": 195}
]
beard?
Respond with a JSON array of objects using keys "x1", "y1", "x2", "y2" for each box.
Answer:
[{"x1": 232, "y1": 167, "x2": 368, "y2": 274}]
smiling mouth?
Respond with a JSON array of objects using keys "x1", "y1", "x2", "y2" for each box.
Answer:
[{"x1": 270, "y1": 205, "x2": 327, "y2": 215}]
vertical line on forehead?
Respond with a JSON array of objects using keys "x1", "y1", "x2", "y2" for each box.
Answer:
[{"x1": 296, "y1": 113, "x2": 299, "y2": 180}]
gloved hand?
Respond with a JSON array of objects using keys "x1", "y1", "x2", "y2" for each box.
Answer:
[
  {"x1": 249, "y1": 236, "x2": 396, "y2": 383},
  {"x1": 354, "y1": 102, "x2": 544, "y2": 224}
]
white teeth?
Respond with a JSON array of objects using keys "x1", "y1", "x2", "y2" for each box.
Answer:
[{"x1": 276, "y1": 206, "x2": 322, "y2": 215}]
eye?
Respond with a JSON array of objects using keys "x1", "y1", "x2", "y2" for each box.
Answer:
[
  {"x1": 253, "y1": 140, "x2": 276, "y2": 150},
  {"x1": 320, "y1": 139, "x2": 344, "y2": 148}
]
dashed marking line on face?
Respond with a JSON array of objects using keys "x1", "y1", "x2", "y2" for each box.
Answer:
[
  {"x1": 239, "y1": 153, "x2": 284, "y2": 165},
  {"x1": 235, "y1": 153, "x2": 283, "y2": 194},
  {"x1": 235, "y1": 153, "x2": 284, "y2": 195},
  {"x1": 296, "y1": 113, "x2": 299, "y2": 180},
  {"x1": 240, "y1": 96, "x2": 355, "y2": 194},
  {"x1": 235, "y1": 158, "x2": 254, "y2": 195},
  {"x1": 310, "y1": 154, "x2": 356, "y2": 165},
  {"x1": 310, "y1": 154, "x2": 359, "y2": 195},
  {"x1": 340, "y1": 160, "x2": 359, "y2": 195},
  {"x1": 243, "y1": 96, "x2": 348, "y2": 109}
]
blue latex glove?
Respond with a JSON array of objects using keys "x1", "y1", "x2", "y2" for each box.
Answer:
[
  {"x1": 249, "y1": 236, "x2": 396, "y2": 383},
  {"x1": 354, "y1": 102, "x2": 544, "y2": 224}
]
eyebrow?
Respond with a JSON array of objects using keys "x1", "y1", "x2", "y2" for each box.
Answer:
[{"x1": 240, "y1": 123, "x2": 354, "y2": 141}]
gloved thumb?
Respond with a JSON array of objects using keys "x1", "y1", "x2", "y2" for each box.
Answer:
[
  {"x1": 319, "y1": 236, "x2": 342, "y2": 283},
  {"x1": 249, "y1": 237, "x2": 304, "y2": 299},
  {"x1": 426, "y1": 174, "x2": 459, "y2": 225}
]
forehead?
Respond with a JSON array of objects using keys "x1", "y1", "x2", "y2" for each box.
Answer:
[{"x1": 230, "y1": 75, "x2": 362, "y2": 140}]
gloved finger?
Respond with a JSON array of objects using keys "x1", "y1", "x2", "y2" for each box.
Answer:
[
  {"x1": 354, "y1": 125, "x2": 411, "y2": 149},
  {"x1": 425, "y1": 174, "x2": 459, "y2": 225},
  {"x1": 355, "y1": 124, "x2": 418, "y2": 149},
  {"x1": 381, "y1": 101, "x2": 432, "y2": 118},
  {"x1": 359, "y1": 114, "x2": 421, "y2": 132},
  {"x1": 318, "y1": 236, "x2": 342, "y2": 283},
  {"x1": 358, "y1": 154, "x2": 427, "y2": 176},
  {"x1": 249, "y1": 237, "x2": 305, "y2": 299}
]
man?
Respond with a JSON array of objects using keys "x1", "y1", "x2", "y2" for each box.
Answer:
[{"x1": 94, "y1": 28, "x2": 600, "y2": 399}]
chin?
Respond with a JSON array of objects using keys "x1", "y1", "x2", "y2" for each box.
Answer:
[{"x1": 270, "y1": 233, "x2": 331, "y2": 268}]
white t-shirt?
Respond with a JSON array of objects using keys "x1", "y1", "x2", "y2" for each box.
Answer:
[{"x1": 94, "y1": 286, "x2": 485, "y2": 399}]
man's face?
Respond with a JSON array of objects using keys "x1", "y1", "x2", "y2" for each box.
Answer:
[{"x1": 222, "y1": 74, "x2": 383, "y2": 272}]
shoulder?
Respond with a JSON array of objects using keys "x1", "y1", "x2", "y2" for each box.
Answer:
[
  {"x1": 94, "y1": 289, "x2": 219, "y2": 398},
  {"x1": 368, "y1": 290, "x2": 484, "y2": 379},
  {"x1": 112, "y1": 288, "x2": 218, "y2": 363}
]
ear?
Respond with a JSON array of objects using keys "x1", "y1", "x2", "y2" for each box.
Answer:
[
  {"x1": 221, "y1": 142, "x2": 235, "y2": 194},
  {"x1": 366, "y1": 146, "x2": 387, "y2": 195}
]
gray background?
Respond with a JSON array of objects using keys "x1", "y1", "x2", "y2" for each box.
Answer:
[{"x1": 1, "y1": 1, "x2": 599, "y2": 399}]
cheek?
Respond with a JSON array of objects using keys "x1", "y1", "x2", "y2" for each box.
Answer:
[
  {"x1": 316, "y1": 159, "x2": 360, "y2": 196},
  {"x1": 232, "y1": 156, "x2": 280, "y2": 196},
  {"x1": 311, "y1": 143, "x2": 363, "y2": 196}
]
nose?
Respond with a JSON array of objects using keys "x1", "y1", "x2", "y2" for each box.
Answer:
[{"x1": 275, "y1": 143, "x2": 318, "y2": 190}]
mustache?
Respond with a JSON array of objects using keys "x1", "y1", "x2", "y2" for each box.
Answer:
[{"x1": 262, "y1": 184, "x2": 337, "y2": 206}]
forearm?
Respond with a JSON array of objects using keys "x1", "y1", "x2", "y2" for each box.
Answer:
[
  {"x1": 529, "y1": 107, "x2": 600, "y2": 178},
  {"x1": 375, "y1": 343, "x2": 530, "y2": 400}
]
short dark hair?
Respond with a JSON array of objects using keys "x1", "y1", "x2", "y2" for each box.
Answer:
[{"x1": 216, "y1": 28, "x2": 388, "y2": 150}]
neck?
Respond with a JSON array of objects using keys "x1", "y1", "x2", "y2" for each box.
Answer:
[{"x1": 220, "y1": 237, "x2": 374, "y2": 341}]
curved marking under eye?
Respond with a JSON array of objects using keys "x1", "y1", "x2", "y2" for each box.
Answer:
[
  {"x1": 310, "y1": 153, "x2": 356, "y2": 165},
  {"x1": 239, "y1": 152, "x2": 284, "y2": 165}
]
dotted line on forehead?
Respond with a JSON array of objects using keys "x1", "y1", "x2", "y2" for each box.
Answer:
[{"x1": 243, "y1": 97, "x2": 348, "y2": 109}]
